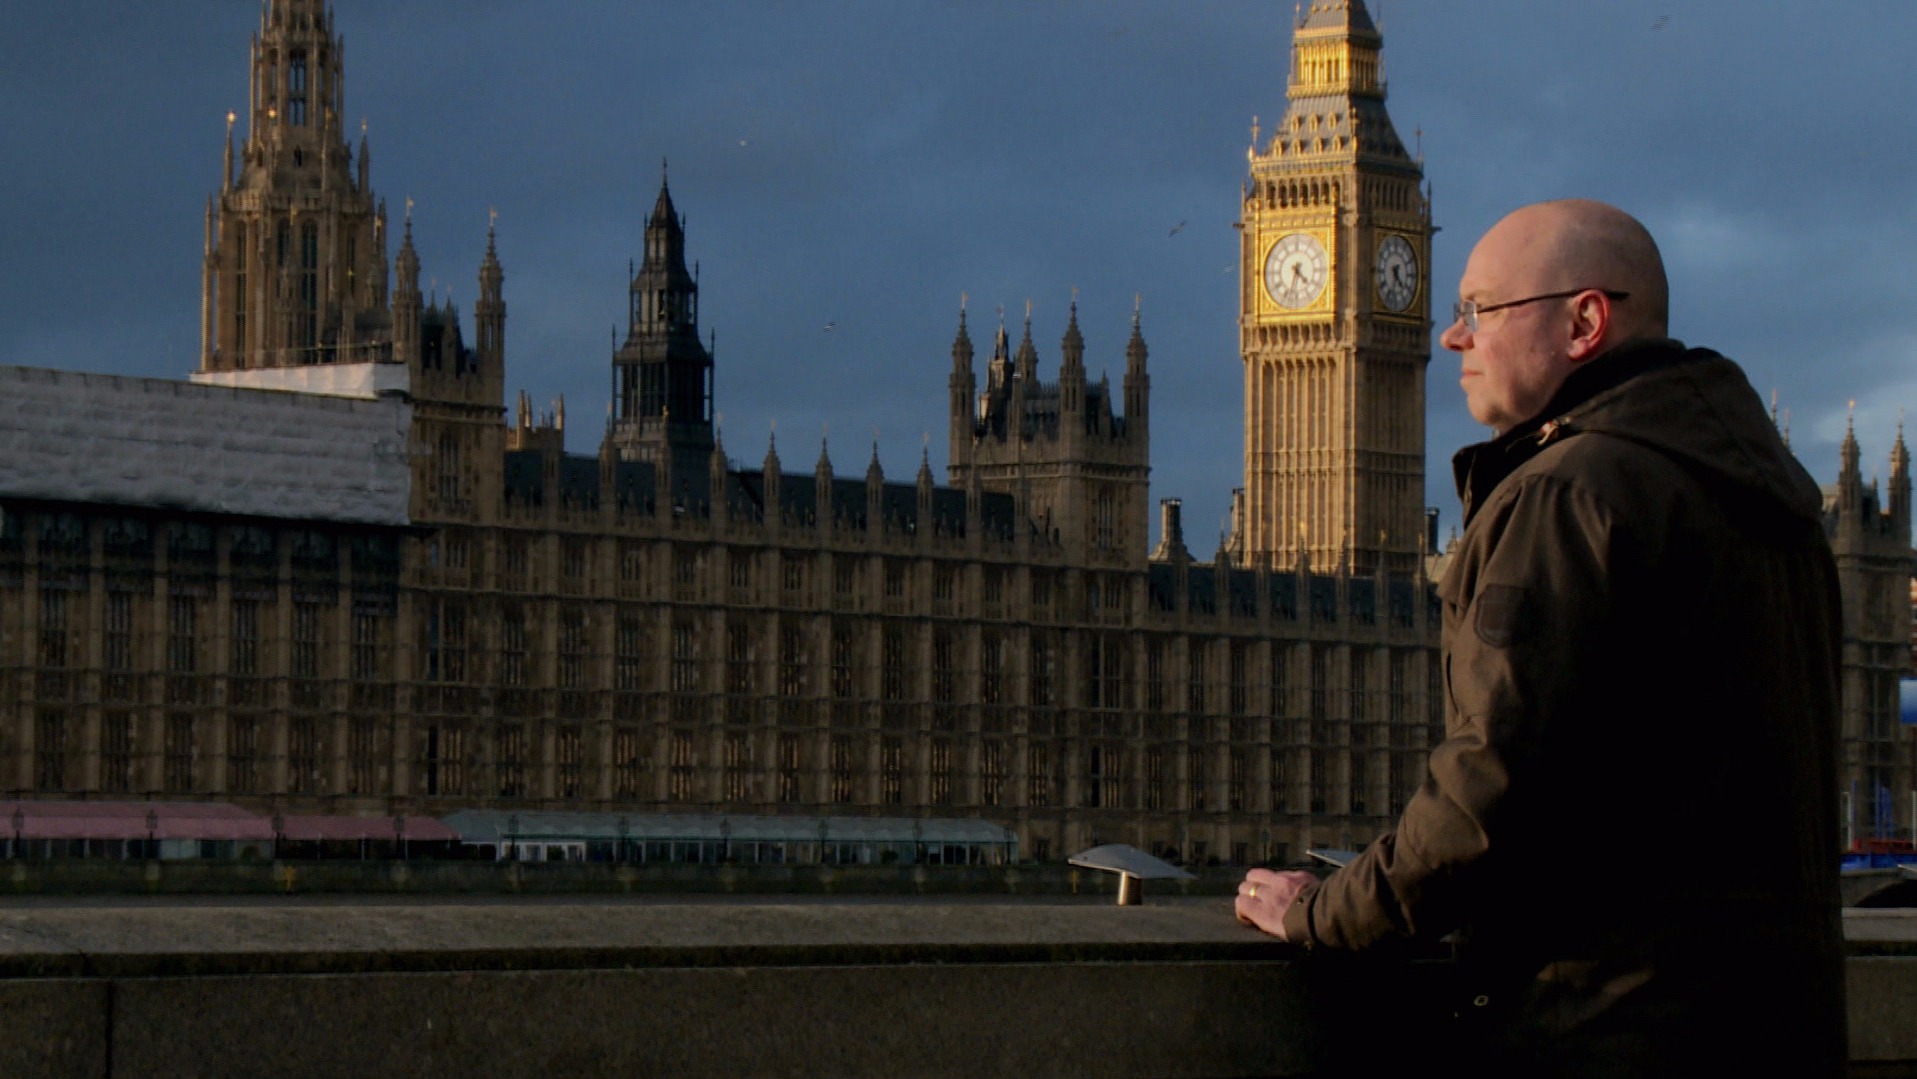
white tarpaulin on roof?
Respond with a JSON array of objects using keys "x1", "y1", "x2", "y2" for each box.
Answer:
[{"x1": 0, "y1": 365, "x2": 410, "y2": 525}]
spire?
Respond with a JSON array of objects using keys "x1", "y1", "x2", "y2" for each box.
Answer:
[
  {"x1": 1842, "y1": 400, "x2": 1861, "y2": 479},
  {"x1": 764, "y1": 427, "x2": 782, "y2": 479},
  {"x1": 1014, "y1": 301, "x2": 1038, "y2": 383},
  {"x1": 987, "y1": 313, "x2": 1012, "y2": 389},
  {"x1": 1126, "y1": 295, "x2": 1148, "y2": 371},
  {"x1": 951, "y1": 295, "x2": 975, "y2": 373},
  {"x1": 389, "y1": 200, "x2": 422, "y2": 367},
  {"x1": 1296, "y1": 0, "x2": 1378, "y2": 36},
  {"x1": 1267, "y1": 0, "x2": 1407, "y2": 163},
  {"x1": 1891, "y1": 413, "x2": 1911, "y2": 536},
  {"x1": 612, "y1": 169, "x2": 713, "y2": 475},
  {"x1": 223, "y1": 111, "x2": 236, "y2": 191},
  {"x1": 476, "y1": 212, "x2": 505, "y2": 371},
  {"x1": 1059, "y1": 295, "x2": 1085, "y2": 416},
  {"x1": 1060, "y1": 295, "x2": 1085, "y2": 374},
  {"x1": 1838, "y1": 400, "x2": 1863, "y2": 518},
  {"x1": 396, "y1": 200, "x2": 419, "y2": 288},
  {"x1": 479, "y1": 210, "x2": 503, "y2": 296},
  {"x1": 1123, "y1": 294, "x2": 1150, "y2": 428},
  {"x1": 865, "y1": 440, "x2": 885, "y2": 531},
  {"x1": 917, "y1": 442, "x2": 934, "y2": 488},
  {"x1": 814, "y1": 432, "x2": 834, "y2": 529},
  {"x1": 650, "y1": 163, "x2": 680, "y2": 233},
  {"x1": 709, "y1": 423, "x2": 729, "y2": 522}
]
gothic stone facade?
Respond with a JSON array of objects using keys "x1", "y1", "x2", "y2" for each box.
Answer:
[{"x1": 0, "y1": 0, "x2": 1905, "y2": 859}]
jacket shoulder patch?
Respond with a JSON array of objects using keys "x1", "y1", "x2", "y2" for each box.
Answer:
[{"x1": 1473, "y1": 585, "x2": 1527, "y2": 648}]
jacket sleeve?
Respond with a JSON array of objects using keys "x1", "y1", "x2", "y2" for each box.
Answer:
[{"x1": 1282, "y1": 473, "x2": 1623, "y2": 950}]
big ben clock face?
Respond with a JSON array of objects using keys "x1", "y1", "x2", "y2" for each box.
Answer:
[
  {"x1": 1264, "y1": 233, "x2": 1329, "y2": 309},
  {"x1": 1375, "y1": 234, "x2": 1419, "y2": 313}
]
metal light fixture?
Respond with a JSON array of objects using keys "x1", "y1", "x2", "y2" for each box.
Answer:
[{"x1": 1068, "y1": 843, "x2": 1194, "y2": 906}]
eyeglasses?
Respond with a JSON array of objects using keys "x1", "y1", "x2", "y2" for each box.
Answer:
[{"x1": 1451, "y1": 289, "x2": 1628, "y2": 333}]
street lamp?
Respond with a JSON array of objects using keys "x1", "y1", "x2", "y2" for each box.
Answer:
[
  {"x1": 11, "y1": 806, "x2": 23, "y2": 861},
  {"x1": 506, "y1": 813, "x2": 519, "y2": 863},
  {"x1": 719, "y1": 817, "x2": 731, "y2": 864},
  {"x1": 271, "y1": 811, "x2": 284, "y2": 862},
  {"x1": 617, "y1": 815, "x2": 630, "y2": 865},
  {"x1": 144, "y1": 809, "x2": 157, "y2": 861},
  {"x1": 393, "y1": 815, "x2": 407, "y2": 861}
]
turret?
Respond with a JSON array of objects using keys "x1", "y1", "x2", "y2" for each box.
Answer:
[
  {"x1": 1891, "y1": 421, "x2": 1911, "y2": 539},
  {"x1": 223, "y1": 111, "x2": 236, "y2": 192},
  {"x1": 609, "y1": 172, "x2": 714, "y2": 476},
  {"x1": 815, "y1": 437, "x2": 834, "y2": 529},
  {"x1": 763, "y1": 430, "x2": 783, "y2": 532},
  {"x1": 1009, "y1": 308, "x2": 1037, "y2": 443},
  {"x1": 1014, "y1": 306, "x2": 1039, "y2": 386},
  {"x1": 986, "y1": 316, "x2": 1011, "y2": 397},
  {"x1": 1840, "y1": 405, "x2": 1863, "y2": 518},
  {"x1": 475, "y1": 216, "x2": 505, "y2": 372},
  {"x1": 391, "y1": 207, "x2": 421, "y2": 366},
  {"x1": 964, "y1": 460, "x2": 983, "y2": 547},
  {"x1": 1123, "y1": 298, "x2": 1149, "y2": 435},
  {"x1": 201, "y1": 198, "x2": 217, "y2": 369},
  {"x1": 710, "y1": 427, "x2": 729, "y2": 523},
  {"x1": 865, "y1": 443, "x2": 885, "y2": 532},
  {"x1": 948, "y1": 301, "x2": 976, "y2": 468},
  {"x1": 1059, "y1": 300, "x2": 1086, "y2": 417},
  {"x1": 916, "y1": 445, "x2": 935, "y2": 540},
  {"x1": 204, "y1": 0, "x2": 389, "y2": 373}
]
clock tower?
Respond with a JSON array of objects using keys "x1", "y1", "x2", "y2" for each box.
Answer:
[{"x1": 1236, "y1": 0, "x2": 1431, "y2": 575}]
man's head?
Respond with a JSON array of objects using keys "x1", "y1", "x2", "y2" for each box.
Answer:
[{"x1": 1440, "y1": 199, "x2": 1669, "y2": 434}]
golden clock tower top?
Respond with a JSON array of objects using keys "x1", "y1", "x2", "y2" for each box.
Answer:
[
  {"x1": 1234, "y1": 0, "x2": 1431, "y2": 576},
  {"x1": 1263, "y1": 0, "x2": 1411, "y2": 168}
]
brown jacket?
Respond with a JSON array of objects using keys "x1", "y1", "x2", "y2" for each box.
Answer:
[{"x1": 1281, "y1": 339, "x2": 1847, "y2": 1076}]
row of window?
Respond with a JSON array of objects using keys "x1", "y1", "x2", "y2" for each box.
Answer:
[
  {"x1": 26, "y1": 709, "x2": 1421, "y2": 817},
  {"x1": 31, "y1": 591, "x2": 381, "y2": 681},
  {"x1": 19, "y1": 588, "x2": 1442, "y2": 729}
]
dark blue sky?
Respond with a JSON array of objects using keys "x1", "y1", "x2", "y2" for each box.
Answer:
[{"x1": 3, "y1": 1, "x2": 1913, "y2": 546}]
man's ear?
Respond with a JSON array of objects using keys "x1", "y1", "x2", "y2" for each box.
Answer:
[{"x1": 1564, "y1": 290, "x2": 1612, "y2": 363}]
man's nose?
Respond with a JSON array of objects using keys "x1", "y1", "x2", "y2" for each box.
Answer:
[{"x1": 1439, "y1": 318, "x2": 1470, "y2": 353}]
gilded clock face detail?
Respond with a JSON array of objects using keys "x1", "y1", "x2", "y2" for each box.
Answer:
[
  {"x1": 1375, "y1": 234, "x2": 1419, "y2": 313},
  {"x1": 1264, "y1": 233, "x2": 1329, "y2": 309}
]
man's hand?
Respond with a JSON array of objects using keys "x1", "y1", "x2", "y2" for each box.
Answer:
[{"x1": 1235, "y1": 868, "x2": 1317, "y2": 940}]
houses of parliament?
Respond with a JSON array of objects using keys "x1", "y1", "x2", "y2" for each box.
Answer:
[{"x1": 0, "y1": 0, "x2": 1908, "y2": 861}]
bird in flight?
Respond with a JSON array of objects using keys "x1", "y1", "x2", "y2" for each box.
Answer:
[
  {"x1": 1168, "y1": 221, "x2": 1187, "y2": 237},
  {"x1": 822, "y1": 322, "x2": 837, "y2": 333}
]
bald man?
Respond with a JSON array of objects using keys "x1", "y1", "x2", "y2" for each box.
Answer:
[{"x1": 1237, "y1": 201, "x2": 1846, "y2": 1077}]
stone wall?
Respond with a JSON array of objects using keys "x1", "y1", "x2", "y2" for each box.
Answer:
[{"x1": 0, "y1": 900, "x2": 1909, "y2": 1078}]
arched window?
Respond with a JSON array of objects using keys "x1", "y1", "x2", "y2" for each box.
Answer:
[{"x1": 288, "y1": 52, "x2": 307, "y2": 125}]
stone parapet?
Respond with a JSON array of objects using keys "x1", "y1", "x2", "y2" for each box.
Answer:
[{"x1": 0, "y1": 901, "x2": 1909, "y2": 1078}]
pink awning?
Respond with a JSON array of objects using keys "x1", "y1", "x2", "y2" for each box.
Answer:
[
  {"x1": 277, "y1": 815, "x2": 458, "y2": 842},
  {"x1": 0, "y1": 801, "x2": 274, "y2": 841}
]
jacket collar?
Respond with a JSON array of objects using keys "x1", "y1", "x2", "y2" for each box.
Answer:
[{"x1": 1451, "y1": 337, "x2": 1692, "y2": 523}]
